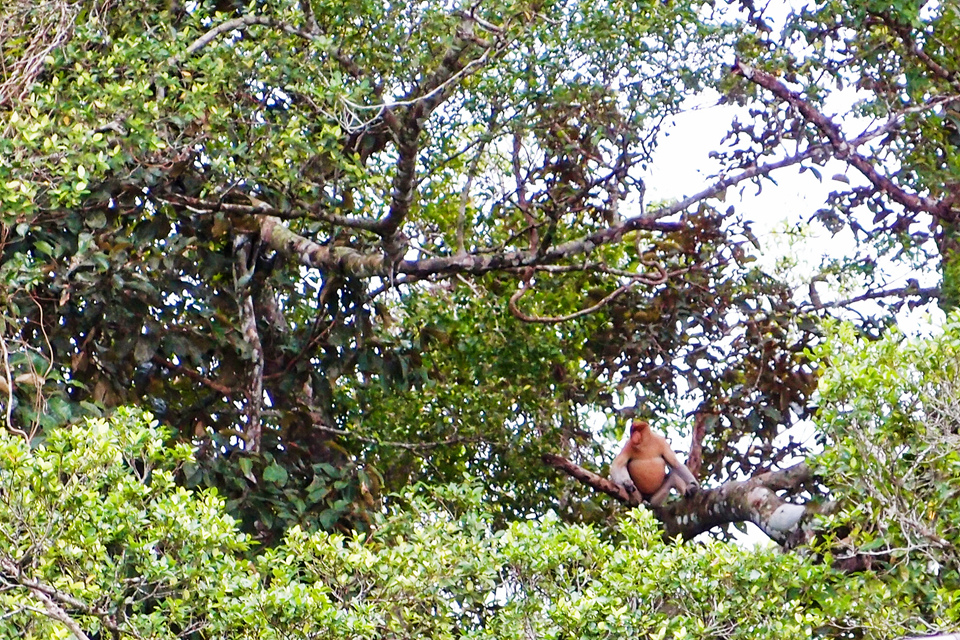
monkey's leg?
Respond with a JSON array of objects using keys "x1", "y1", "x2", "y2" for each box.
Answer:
[{"x1": 647, "y1": 471, "x2": 688, "y2": 506}]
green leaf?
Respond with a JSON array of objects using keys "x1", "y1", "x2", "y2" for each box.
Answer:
[{"x1": 263, "y1": 461, "x2": 288, "y2": 486}]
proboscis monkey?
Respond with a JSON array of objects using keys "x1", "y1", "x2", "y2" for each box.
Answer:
[{"x1": 610, "y1": 419, "x2": 699, "y2": 506}]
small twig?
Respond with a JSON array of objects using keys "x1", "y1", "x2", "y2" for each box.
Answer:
[
  {"x1": 364, "y1": 275, "x2": 420, "y2": 303},
  {"x1": 512, "y1": 131, "x2": 538, "y2": 253},
  {"x1": 456, "y1": 110, "x2": 498, "y2": 255},
  {"x1": 302, "y1": 412, "x2": 475, "y2": 451},
  {"x1": 509, "y1": 280, "x2": 636, "y2": 324},
  {"x1": 340, "y1": 48, "x2": 496, "y2": 115}
]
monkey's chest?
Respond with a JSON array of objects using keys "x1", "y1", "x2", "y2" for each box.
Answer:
[{"x1": 627, "y1": 457, "x2": 666, "y2": 494}]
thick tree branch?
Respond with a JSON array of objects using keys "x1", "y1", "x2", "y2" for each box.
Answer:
[
  {"x1": 299, "y1": 0, "x2": 320, "y2": 36},
  {"x1": 233, "y1": 236, "x2": 264, "y2": 453},
  {"x1": 256, "y1": 122, "x2": 893, "y2": 281},
  {"x1": 259, "y1": 211, "x2": 681, "y2": 278},
  {"x1": 686, "y1": 411, "x2": 711, "y2": 478},
  {"x1": 657, "y1": 464, "x2": 829, "y2": 547},
  {"x1": 176, "y1": 15, "x2": 273, "y2": 61},
  {"x1": 379, "y1": 15, "x2": 497, "y2": 239},
  {"x1": 161, "y1": 194, "x2": 382, "y2": 231},
  {"x1": 259, "y1": 215, "x2": 388, "y2": 277},
  {"x1": 381, "y1": 129, "x2": 420, "y2": 239},
  {"x1": 544, "y1": 454, "x2": 828, "y2": 546}
]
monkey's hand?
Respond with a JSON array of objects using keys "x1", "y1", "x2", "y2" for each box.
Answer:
[{"x1": 683, "y1": 482, "x2": 700, "y2": 498}]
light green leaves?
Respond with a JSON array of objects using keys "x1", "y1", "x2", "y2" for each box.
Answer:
[{"x1": 1, "y1": 403, "x2": 957, "y2": 639}]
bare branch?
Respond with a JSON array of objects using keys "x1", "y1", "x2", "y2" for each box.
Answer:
[
  {"x1": 151, "y1": 355, "x2": 234, "y2": 396},
  {"x1": 733, "y1": 59, "x2": 953, "y2": 218},
  {"x1": 800, "y1": 284, "x2": 939, "y2": 311},
  {"x1": 542, "y1": 453, "x2": 639, "y2": 505}
]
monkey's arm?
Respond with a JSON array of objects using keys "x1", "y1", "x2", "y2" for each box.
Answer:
[
  {"x1": 662, "y1": 448, "x2": 699, "y2": 495},
  {"x1": 610, "y1": 452, "x2": 638, "y2": 494}
]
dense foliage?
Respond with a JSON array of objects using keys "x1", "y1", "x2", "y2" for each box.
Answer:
[
  {"x1": 9, "y1": 413, "x2": 842, "y2": 638},
  {"x1": 3, "y1": 311, "x2": 960, "y2": 639},
  {"x1": 814, "y1": 320, "x2": 960, "y2": 610},
  {"x1": 2, "y1": 2, "x2": 960, "y2": 633},
  {"x1": 0, "y1": 0, "x2": 827, "y2": 539}
]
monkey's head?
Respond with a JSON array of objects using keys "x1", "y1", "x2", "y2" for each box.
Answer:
[{"x1": 630, "y1": 419, "x2": 650, "y2": 441}]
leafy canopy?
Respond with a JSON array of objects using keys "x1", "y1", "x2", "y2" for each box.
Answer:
[
  {"x1": 2, "y1": 0, "x2": 960, "y2": 544},
  {"x1": 3, "y1": 398, "x2": 958, "y2": 639}
]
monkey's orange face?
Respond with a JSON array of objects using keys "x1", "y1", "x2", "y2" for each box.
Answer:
[{"x1": 630, "y1": 420, "x2": 649, "y2": 435}]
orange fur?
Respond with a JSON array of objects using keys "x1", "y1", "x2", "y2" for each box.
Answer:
[{"x1": 610, "y1": 419, "x2": 699, "y2": 506}]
